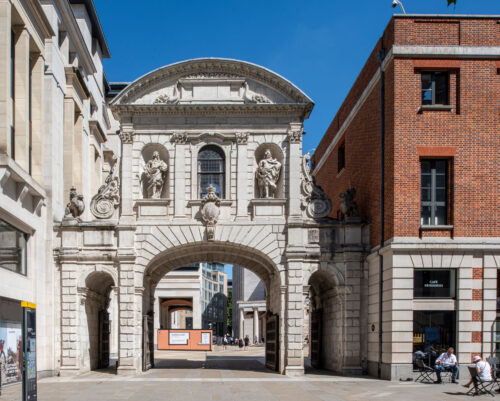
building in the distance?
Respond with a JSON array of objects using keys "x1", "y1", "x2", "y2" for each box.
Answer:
[
  {"x1": 232, "y1": 266, "x2": 266, "y2": 343},
  {"x1": 201, "y1": 263, "x2": 228, "y2": 337},
  {"x1": 312, "y1": 14, "x2": 500, "y2": 380}
]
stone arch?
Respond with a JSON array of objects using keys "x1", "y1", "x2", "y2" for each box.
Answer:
[
  {"x1": 254, "y1": 143, "x2": 285, "y2": 199},
  {"x1": 78, "y1": 269, "x2": 117, "y2": 372},
  {"x1": 140, "y1": 143, "x2": 170, "y2": 199},
  {"x1": 307, "y1": 268, "x2": 344, "y2": 373}
]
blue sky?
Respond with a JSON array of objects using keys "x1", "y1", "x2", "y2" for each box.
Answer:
[{"x1": 95, "y1": 0, "x2": 499, "y2": 153}]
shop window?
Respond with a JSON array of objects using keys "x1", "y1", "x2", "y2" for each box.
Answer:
[
  {"x1": 414, "y1": 269, "x2": 456, "y2": 298},
  {"x1": 413, "y1": 311, "x2": 456, "y2": 368},
  {"x1": 0, "y1": 220, "x2": 28, "y2": 275},
  {"x1": 421, "y1": 159, "x2": 448, "y2": 226},
  {"x1": 421, "y1": 72, "x2": 449, "y2": 105},
  {"x1": 0, "y1": 297, "x2": 23, "y2": 386}
]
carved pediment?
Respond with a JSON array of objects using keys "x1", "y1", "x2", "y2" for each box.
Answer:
[{"x1": 111, "y1": 58, "x2": 314, "y2": 108}]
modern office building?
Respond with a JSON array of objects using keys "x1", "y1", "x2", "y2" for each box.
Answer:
[{"x1": 201, "y1": 263, "x2": 228, "y2": 337}]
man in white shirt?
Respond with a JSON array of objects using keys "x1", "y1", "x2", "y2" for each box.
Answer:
[
  {"x1": 463, "y1": 355, "x2": 492, "y2": 394},
  {"x1": 434, "y1": 347, "x2": 459, "y2": 383}
]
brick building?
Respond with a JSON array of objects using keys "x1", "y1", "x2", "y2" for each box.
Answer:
[{"x1": 312, "y1": 15, "x2": 500, "y2": 380}]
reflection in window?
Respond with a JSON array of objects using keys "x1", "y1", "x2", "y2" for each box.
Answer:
[
  {"x1": 0, "y1": 220, "x2": 28, "y2": 275},
  {"x1": 414, "y1": 269, "x2": 456, "y2": 298},
  {"x1": 421, "y1": 72, "x2": 449, "y2": 105},
  {"x1": 198, "y1": 145, "x2": 225, "y2": 198}
]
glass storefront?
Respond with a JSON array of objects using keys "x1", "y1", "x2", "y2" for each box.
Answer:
[
  {"x1": 0, "y1": 220, "x2": 28, "y2": 275},
  {"x1": 413, "y1": 311, "x2": 456, "y2": 367}
]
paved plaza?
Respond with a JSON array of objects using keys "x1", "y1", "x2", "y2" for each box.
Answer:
[{"x1": 0, "y1": 348, "x2": 490, "y2": 401}]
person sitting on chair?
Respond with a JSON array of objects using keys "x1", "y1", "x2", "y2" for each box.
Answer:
[
  {"x1": 463, "y1": 355, "x2": 491, "y2": 394},
  {"x1": 434, "y1": 347, "x2": 459, "y2": 384}
]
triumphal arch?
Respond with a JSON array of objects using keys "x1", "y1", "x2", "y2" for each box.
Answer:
[{"x1": 55, "y1": 59, "x2": 367, "y2": 377}]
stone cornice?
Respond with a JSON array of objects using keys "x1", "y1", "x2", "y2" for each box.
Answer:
[
  {"x1": 111, "y1": 59, "x2": 313, "y2": 107},
  {"x1": 21, "y1": 0, "x2": 55, "y2": 41},
  {"x1": 111, "y1": 103, "x2": 313, "y2": 120}
]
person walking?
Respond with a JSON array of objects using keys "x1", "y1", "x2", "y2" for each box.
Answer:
[
  {"x1": 238, "y1": 337, "x2": 244, "y2": 350},
  {"x1": 223, "y1": 334, "x2": 228, "y2": 350},
  {"x1": 463, "y1": 355, "x2": 492, "y2": 394},
  {"x1": 244, "y1": 335, "x2": 249, "y2": 350},
  {"x1": 434, "y1": 347, "x2": 459, "y2": 384}
]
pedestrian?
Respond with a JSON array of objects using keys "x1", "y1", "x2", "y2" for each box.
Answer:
[
  {"x1": 244, "y1": 335, "x2": 249, "y2": 350},
  {"x1": 254, "y1": 335, "x2": 258, "y2": 344},
  {"x1": 238, "y1": 337, "x2": 244, "y2": 350},
  {"x1": 223, "y1": 334, "x2": 228, "y2": 350},
  {"x1": 463, "y1": 355, "x2": 492, "y2": 394},
  {"x1": 434, "y1": 347, "x2": 459, "y2": 384}
]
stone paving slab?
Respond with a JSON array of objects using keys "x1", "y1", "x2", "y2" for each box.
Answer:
[{"x1": 0, "y1": 349, "x2": 493, "y2": 400}]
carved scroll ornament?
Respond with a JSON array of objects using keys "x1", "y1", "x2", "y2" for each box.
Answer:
[
  {"x1": 300, "y1": 152, "x2": 332, "y2": 219},
  {"x1": 200, "y1": 185, "x2": 221, "y2": 240},
  {"x1": 90, "y1": 159, "x2": 120, "y2": 219}
]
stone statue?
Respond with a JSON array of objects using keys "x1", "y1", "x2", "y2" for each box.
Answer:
[
  {"x1": 339, "y1": 188, "x2": 359, "y2": 219},
  {"x1": 64, "y1": 187, "x2": 85, "y2": 220},
  {"x1": 143, "y1": 151, "x2": 168, "y2": 199},
  {"x1": 200, "y1": 184, "x2": 221, "y2": 240},
  {"x1": 255, "y1": 149, "x2": 281, "y2": 198}
]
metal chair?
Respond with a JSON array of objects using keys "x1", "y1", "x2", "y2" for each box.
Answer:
[
  {"x1": 467, "y1": 365, "x2": 495, "y2": 397},
  {"x1": 486, "y1": 357, "x2": 500, "y2": 389},
  {"x1": 416, "y1": 358, "x2": 435, "y2": 383}
]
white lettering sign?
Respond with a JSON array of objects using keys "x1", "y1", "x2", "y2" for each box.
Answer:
[
  {"x1": 169, "y1": 332, "x2": 190, "y2": 345},
  {"x1": 201, "y1": 332, "x2": 211, "y2": 345}
]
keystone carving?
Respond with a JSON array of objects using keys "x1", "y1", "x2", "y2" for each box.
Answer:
[
  {"x1": 172, "y1": 132, "x2": 188, "y2": 144},
  {"x1": 200, "y1": 185, "x2": 220, "y2": 241},
  {"x1": 90, "y1": 158, "x2": 120, "y2": 219},
  {"x1": 64, "y1": 187, "x2": 85, "y2": 220},
  {"x1": 255, "y1": 149, "x2": 281, "y2": 198},
  {"x1": 300, "y1": 152, "x2": 332, "y2": 219}
]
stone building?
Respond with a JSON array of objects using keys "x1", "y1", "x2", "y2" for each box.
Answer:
[
  {"x1": 232, "y1": 266, "x2": 266, "y2": 343},
  {"x1": 312, "y1": 15, "x2": 500, "y2": 380},
  {"x1": 0, "y1": 0, "x2": 111, "y2": 379}
]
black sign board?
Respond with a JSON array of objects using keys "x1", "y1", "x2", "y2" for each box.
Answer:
[
  {"x1": 414, "y1": 270, "x2": 455, "y2": 298},
  {"x1": 22, "y1": 304, "x2": 36, "y2": 401}
]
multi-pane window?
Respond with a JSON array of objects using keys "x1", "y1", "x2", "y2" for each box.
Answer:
[
  {"x1": 421, "y1": 72, "x2": 449, "y2": 105},
  {"x1": 338, "y1": 142, "x2": 345, "y2": 172},
  {"x1": 421, "y1": 159, "x2": 448, "y2": 226},
  {"x1": 0, "y1": 219, "x2": 28, "y2": 275},
  {"x1": 198, "y1": 145, "x2": 225, "y2": 198}
]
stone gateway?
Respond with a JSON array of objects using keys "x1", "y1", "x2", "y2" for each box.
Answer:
[{"x1": 55, "y1": 58, "x2": 367, "y2": 377}]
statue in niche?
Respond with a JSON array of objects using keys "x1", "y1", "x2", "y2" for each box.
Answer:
[
  {"x1": 255, "y1": 149, "x2": 282, "y2": 198},
  {"x1": 64, "y1": 186, "x2": 85, "y2": 220},
  {"x1": 143, "y1": 151, "x2": 168, "y2": 199}
]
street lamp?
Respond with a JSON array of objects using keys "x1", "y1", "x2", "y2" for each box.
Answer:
[{"x1": 391, "y1": 0, "x2": 406, "y2": 14}]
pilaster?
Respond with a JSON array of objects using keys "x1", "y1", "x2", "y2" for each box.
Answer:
[
  {"x1": 173, "y1": 133, "x2": 186, "y2": 217},
  {"x1": 236, "y1": 132, "x2": 249, "y2": 219},
  {"x1": 287, "y1": 123, "x2": 302, "y2": 218},
  {"x1": 0, "y1": 1, "x2": 12, "y2": 155}
]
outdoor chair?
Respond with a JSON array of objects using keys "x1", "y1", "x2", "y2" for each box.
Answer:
[
  {"x1": 415, "y1": 358, "x2": 435, "y2": 383},
  {"x1": 485, "y1": 357, "x2": 500, "y2": 389},
  {"x1": 466, "y1": 366, "x2": 495, "y2": 397}
]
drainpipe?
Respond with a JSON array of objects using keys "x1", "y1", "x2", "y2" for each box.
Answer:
[{"x1": 377, "y1": 47, "x2": 386, "y2": 379}]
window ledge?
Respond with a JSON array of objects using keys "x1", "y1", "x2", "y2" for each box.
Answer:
[
  {"x1": 187, "y1": 200, "x2": 233, "y2": 207},
  {"x1": 420, "y1": 225, "x2": 454, "y2": 231},
  {"x1": 419, "y1": 105, "x2": 453, "y2": 112}
]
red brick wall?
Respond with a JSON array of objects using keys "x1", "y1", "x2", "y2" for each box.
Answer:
[{"x1": 313, "y1": 16, "x2": 500, "y2": 248}]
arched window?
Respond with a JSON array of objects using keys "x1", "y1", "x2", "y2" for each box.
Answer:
[{"x1": 198, "y1": 145, "x2": 225, "y2": 198}]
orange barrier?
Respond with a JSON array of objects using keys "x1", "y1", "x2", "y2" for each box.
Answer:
[{"x1": 157, "y1": 329, "x2": 213, "y2": 351}]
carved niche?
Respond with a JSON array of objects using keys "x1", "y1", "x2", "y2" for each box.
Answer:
[
  {"x1": 255, "y1": 148, "x2": 282, "y2": 199},
  {"x1": 142, "y1": 149, "x2": 168, "y2": 199}
]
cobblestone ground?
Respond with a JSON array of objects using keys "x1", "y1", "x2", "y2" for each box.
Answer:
[{"x1": 0, "y1": 348, "x2": 489, "y2": 401}]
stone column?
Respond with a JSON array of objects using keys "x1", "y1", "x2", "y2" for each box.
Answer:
[
  {"x1": 173, "y1": 133, "x2": 187, "y2": 217},
  {"x1": 153, "y1": 296, "x2": 159, "y2": 349},
  {"x1": 253, "y1": 308, "x2": 259, "y2": 344},
  {"x1": 236, "y1": 132, "x2": 249, "y2": 218},
  {"x1": 110, "y1": 286, "x2": 119, "y2": 363},
  {"x1": 0, "y1": 1, "x2": 12, "y2": 155},
  {"x1": 30, "y1": 52, "x2": 44, "y2": 184},
  {"x1": 13, "y1": 27, "x2": 30, "y2": 172},
  {"x1": 239, "y1": 307, "x2": 244, "y2": 339},
  {"x1": 192, "y1": 292, "x2": 202, "y2": 329},
  {"x1": 118, "y1": 128, "x2": 134, "y2": 220},
  {"x1": 73, "y1": 112, "x2": 83, "y2": 193},
  {"x1": 287, "y1": 123, "x2": 303, "y2": 218}
]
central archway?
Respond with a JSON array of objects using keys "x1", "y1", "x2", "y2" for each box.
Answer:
[{"x1": 140, "y1": 241, "x2": 284, "y2": 372}]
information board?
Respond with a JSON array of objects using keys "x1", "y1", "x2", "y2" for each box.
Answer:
[
  {"x1": 201, "y1": 332, "x2": 211, "y2": 345},
  {"x1": 169, "y1": 332, "x2": 189, "y2": 345}
]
